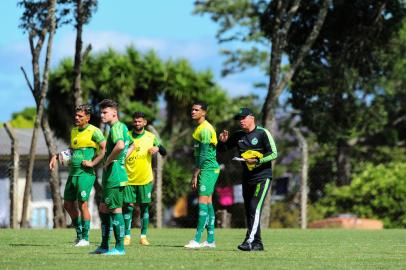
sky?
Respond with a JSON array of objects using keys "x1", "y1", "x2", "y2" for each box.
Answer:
[{"x1": 0, "y1": 0, "x2": 267, "y2": 122}]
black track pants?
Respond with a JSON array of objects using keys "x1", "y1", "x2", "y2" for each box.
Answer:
[{"x1": 242, "y1": 178, "x2": 271, "y2": 244}]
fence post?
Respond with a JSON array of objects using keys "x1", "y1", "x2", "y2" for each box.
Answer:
[{"x1": 4, "y1": 123, "x2": 19, "y2": 229}]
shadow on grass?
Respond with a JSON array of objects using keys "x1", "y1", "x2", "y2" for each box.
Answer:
[{"x1": 10, "y1": 243, "x2": 51, "y2": 247}]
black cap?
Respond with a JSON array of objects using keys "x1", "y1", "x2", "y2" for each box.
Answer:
[{"x1": 234, "y1": 108, "x2": 254, "y2": 120}]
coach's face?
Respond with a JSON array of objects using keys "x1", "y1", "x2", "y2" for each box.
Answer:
[
  {"x1": 191, "y1": 105, "x2": 206, "y2": 121},
  {"x1": 238, "y1": 115, "x2": 255, "y2": 132},
  {"x1": 100, "y1": 107, "x2": 116, "y2": 124}
]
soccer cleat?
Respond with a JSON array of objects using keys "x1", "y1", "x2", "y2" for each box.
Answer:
[
  {"x1": 200, "y1": 241, "x2": 216, "y2": 248},
  {"x1": 237, "y1": 241, "x2": 252, "y2": 251},
  {"x1": 184, "y1": 240, "x2": 201, "y2": 249},
  {"x1": 251, "y1": 241, "x2": 264, "y2": 251},
  {"x1": 74, "y1": 239, "x2": 90, "y2": 247},
  {"x1": 73, "y1": 238, "x2": 80, "y2": 245},
  {"x1": 103, "y1": 248, "x2": 126, "y2": 256},
  {"x1": 90, "y1": 247, "x2": 108, "y2": 254},
  {"x1": 139, "y1": 236, "x2": 150, "y2": 246},
  {"x1": 124, "y1": 235, "x2": 131, "y2": 246}
]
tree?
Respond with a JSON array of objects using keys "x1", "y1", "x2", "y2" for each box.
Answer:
[
  {"x1": 288, "y1": 1, "x2": 406, "y2": 186},
  {"x1": 194, "y1": 0, "x2": 330, "y2": 227},
  {"x1": 9, "y1": 107, "x2": 36, "y2": 128},
  {"x1": 19, "y1": 0, "x2": 66, "y2": 228},
  {"x1": 71, "y1": 0, "x2": 97, "y2": 107}
]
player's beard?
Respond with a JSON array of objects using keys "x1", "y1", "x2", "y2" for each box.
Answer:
[{"x1": 134, "y1": 126, "x2": 144, "y2": 132}]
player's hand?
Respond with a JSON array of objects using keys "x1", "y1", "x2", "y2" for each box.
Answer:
[
  {"x1": 219, "y1": 130, "x2": 229, "y2": 142},
  {"x1": 191, "y1": 177, "x2": 198, "y2": 191},
  {"x1": 49, "y1": 155, "x2": 57, "y2": 171},
  {"x1": 245, "y1": 158, "x2": 258, "y2": 165},
  {"x1": 82, "y1": 160, "x2": 93, "y2": 168},
  {"x1": 148, "y1": 146, "x2": 159, "y2": 155}
]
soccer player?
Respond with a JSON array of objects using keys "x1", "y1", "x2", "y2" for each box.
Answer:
[
  {"x1": 93, "y1": 99, "x2": 131, "y2": 256},
  {"x1": 123, "y1": 111, "x2": 167, "y2": 246},
  {"x1": 49, "y1": 104, "x2": 106, "y2": 247},
  {"x1": 185, "y1": 102, "x2": 220, "y2": 249},
  {"x1": 218, "y1": 108, "x2": 277, "y2": 252}
]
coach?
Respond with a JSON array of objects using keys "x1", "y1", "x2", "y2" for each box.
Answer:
[{"x1": 218, "y1": 108, "x2": 278, "y2": 251}]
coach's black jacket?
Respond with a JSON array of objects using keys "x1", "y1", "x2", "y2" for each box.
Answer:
[{"x1": 217, "y1": 126, "x2": 278, "y2": 185}]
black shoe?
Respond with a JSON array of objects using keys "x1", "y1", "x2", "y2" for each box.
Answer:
[
  {"x1": 251, "y1": 242, "x2": 264, "y2": 251},
  {"x1": 237, "y1": 242, "x2": 252, "y2": 251}
]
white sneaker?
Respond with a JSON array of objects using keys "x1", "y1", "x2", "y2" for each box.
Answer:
[
  {"x1": 75, "y1": 239, "x2": 90, "y2": 247},
  {"x1": 184, "y1": 240, "x2": 201, "y2": 249},
  {"x1": 201, "y1": 241, "x2": 216, "y2": 248}
]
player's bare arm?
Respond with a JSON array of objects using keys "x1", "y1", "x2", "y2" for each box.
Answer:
[
  {"x1": 103, "y1": 140, "x2": 125, "y2": 170},
  {"x1": 82, "y1": 141, "x2": 106, "y2": 168}
]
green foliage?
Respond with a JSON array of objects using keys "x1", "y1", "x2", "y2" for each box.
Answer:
[
  {"x1": 9, "y1": 107, "x2": 36, "y2": 128},
  {"x1": 316, "y1": 162, "x2": 406, "y2": 228},
  {"x1": 162, "y1": 160, "x2": 192, "y2": 207}
]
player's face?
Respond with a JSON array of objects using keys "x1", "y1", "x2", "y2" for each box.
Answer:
[
  {"x1": 75, "y1": 110, "x2": 90, "y2": 127},
  {"x1": 191, "y1": 105, "x2": 206, "y2": 121},
  {"x1": 100, "y1": 107, "x2": 116, "y2": 124},
  {"x1": 238, "y1": 115, "x2": 255, "y2": 131},
  {"x1": 133, "y1": 117, "x2": 146, "y2": 132}
]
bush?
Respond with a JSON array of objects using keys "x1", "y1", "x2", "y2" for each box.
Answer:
[
  {"x1": 316, "y1": 162, "x2": 406, "y2": 228},
  {"x1": 162, "y1": 160, "x2": 191, "y2": 207}
]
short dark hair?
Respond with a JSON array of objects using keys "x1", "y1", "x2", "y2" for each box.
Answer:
[
  {"x1": 75, "y1": 104, "x2": 92, "y2": 115},
  {"x1": 99, "y1": 99, "x2": 118, "y2": 110},
  {"x1": 193, "y1": 101, "x2": 208, "y2": 111},
  {"x1": 132, "y1": 111, "x2": 145, "y2": 119}
]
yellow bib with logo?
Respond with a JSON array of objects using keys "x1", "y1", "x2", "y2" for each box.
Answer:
[
  {"x1": 125, "y1": 130, "x2": 156, "y2": 185},
  {"x1": 70, "y1": 124, "x2": 98, "y2": 149}
]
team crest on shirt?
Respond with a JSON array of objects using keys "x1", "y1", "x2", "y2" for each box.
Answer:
[
  {"x1": 81, "y1": 191, "x2": 86, "y2": 197},
  {"x1": 251, "y1": 138, "x2": 258, "y2": 145}
]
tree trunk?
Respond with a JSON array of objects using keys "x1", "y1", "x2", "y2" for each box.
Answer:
[
  {"x1": 147, "y1": 125, "x2": 164, "y2": 228},
  {"x1": 73, "y1": 0, "x2": 84, "y2": 107},
  {"x1": 336, "y1": 139, "x2": 351, "y2": 186},
  {"x1": 4, "y1": 123, "x2": 19, "y2": 229},
  {"x1": 259, "y1": 0, "x2": 330, "y2": 228},
  {"x1": 21, "y1": 125, "x2": 40, "y2": 228},
  {"x1": 293, "y1": 126, "x2": 308, "y2": 229},
  {"x1": 21, "y1": 0, "x2": 59, "y2": 228},
  {"x1": 42, "y1": 115, "x2": 66, "y2": 227}
]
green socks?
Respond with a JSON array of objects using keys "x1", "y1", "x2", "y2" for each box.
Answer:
[
  {"x1": 140, "y1": 204, "x2": 149, "y2": 236},
  {"x1": 100, "y1": 213, "x2": 111, "y2": 250},
  {"x1": 112, "y1": 213, "x2": 125, "y2": 251},
  {"x1": 73, "y1": 217, "x2": 82, "y2": 240},
  {"x1": 82, "y1": 220, "x2": 90, "y2": 241},
  {"x1": 194, "y1": 203, "x2": 208, "y2": 243},
  {"x1": 207, "y1": 203, "x2": 215, "y2": 243},
  {"x1": 123, "y1": 204, "x2": 134, "y2": 237}
]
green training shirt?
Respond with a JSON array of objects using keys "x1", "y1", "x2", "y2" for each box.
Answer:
[
  {"x1": 192, "y1": 120, "x2": 219, "y2": 170},
  {"x1": 102, "y1": 121, "x2": 131, "y2": 188}
]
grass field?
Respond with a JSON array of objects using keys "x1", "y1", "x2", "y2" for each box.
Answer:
[{"x1": 1, "y1": 228, "x2": 406, "y2": 270}]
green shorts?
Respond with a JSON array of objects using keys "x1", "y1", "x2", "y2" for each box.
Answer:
[
  {"x1": 198, "y1": 168, "x2": 220, "y2": 196},
  {"x1": 102, "y1": 186, "x2": 124, "y2": 210},
  {"x1": 64, "y1": 174, "x2": 95, "y2": 201},
  {"x1": 123, "y1": 182, "x2": 153, "y2": 204}
]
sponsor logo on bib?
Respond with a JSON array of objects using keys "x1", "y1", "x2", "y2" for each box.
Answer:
[
  {"x1": 81, "y1": 191, "x2": 87, "y2": 198},
  {"x1": 200, "y1": 185, "x2": 206, "y2": 192}
]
